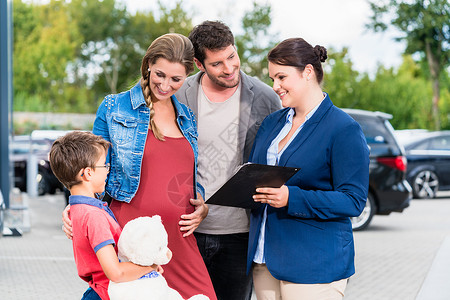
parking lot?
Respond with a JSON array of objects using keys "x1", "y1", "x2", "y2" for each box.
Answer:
[
  {"x1": 1, "y1": 192, "x2": 450, "y2": 299},
  {"x1": 347, "y1": 192, "x2": 450, "y2": 300}
]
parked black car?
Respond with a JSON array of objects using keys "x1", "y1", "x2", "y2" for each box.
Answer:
[
  {"x1": 11, "y1": 135, "x2": 64, "y2": 196},
  {"x1": 343, "y1": 109, "x2": 412, "y2": 230},
  {"x1": 398, "y1": 131, "x2": 450, "y2": 199}
]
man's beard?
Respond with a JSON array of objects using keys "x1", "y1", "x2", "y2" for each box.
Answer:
[{"x1": 206, "y1": 69, "x2": 240, "y2": 89}]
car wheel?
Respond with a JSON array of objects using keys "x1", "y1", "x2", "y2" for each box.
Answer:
[
  {"x1": 412, "y1": 170, "x2": 439, "y2": 199},
  {"x1": 37, "y1": 172, "x2": 49, "y2": 196},
  {"x1": 351, "y1": 192, "x2": 376, "y2": 231},
  {"x1": 48, "y1": 184, "x2": 57, "y2": 194}
]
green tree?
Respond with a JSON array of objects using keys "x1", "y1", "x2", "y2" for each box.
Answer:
[
  {"x1": 359, "y1": 55, "x2": 433, "y2": 129},
  {"x1": 67, "y1": 0, "x2": 193, "y2": 102},
  {"x1": 126, "y1": 1, "x2": 193, "y2": 79},
  {"x1": 323, "y1": 47, "x2": 441, "y2": 130},
  {"x1": 66, "y1": 0, "x2": 130, "y2": 95},
  {"x1": 13, "y1": 0, "x2": 41, "y2": 104},
  {"x1": 13, "y1": 0, "x2": 195, "y2": 114},
  {"x1": 235, "y1": 1, "x2": 278, "y2": 85},
  {"x1": 323, "y1": 47, "x2": 362, "y2": 108},
  {"x1": 437, "y1": 68, "x2": 450, "y2": 129},
  {"x1": 367, "y1": 0, "x2": 450, "y2": 129},
  {"x1": 13, "y1": 0, "x2": 83, "y2": 112}
]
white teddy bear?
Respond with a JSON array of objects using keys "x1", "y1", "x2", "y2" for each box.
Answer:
[{"x1": 108, "y1": 215, "x2": 209, "y2": 300}]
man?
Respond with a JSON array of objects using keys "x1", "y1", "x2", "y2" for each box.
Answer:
[{"x1": 175, "y1": 21, "x2": 281, "y2": 300}]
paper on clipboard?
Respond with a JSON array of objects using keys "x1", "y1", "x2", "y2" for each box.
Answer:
[{"x1": 206, "y1": 163, "x2": 300, "y2": 209}]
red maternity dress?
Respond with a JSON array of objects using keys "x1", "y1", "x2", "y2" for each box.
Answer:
[{"x1": 110, "y1": 131, "x2": 216, "y2": 300}]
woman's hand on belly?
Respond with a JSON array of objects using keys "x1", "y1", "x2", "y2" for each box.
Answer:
[{"x1": 179, "y1": 194, "x2": 209, "y2": 237}]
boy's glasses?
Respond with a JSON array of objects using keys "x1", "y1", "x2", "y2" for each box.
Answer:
[{"x1": 94, "y1": 163, "x2": 110, "y2": 172}]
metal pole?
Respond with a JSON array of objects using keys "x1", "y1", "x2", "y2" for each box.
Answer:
[
  {"x1": 26, "y1": 137, "x2": 38, "y2": 197},
  {"x1": 0, "y1": 0, "x2": 13, "y2": 208}
]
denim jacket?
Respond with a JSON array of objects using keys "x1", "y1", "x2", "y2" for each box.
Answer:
[{"x1": 93, "y1": 82, "x2": 204, "y2": 203}]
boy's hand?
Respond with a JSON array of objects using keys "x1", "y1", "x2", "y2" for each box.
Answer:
[
  {"x1": 62, "y1": 205, "x2": 73, "y2": 239},
  {"x1": 155, "y1": 265, "x2": 164, "y2": 274}
]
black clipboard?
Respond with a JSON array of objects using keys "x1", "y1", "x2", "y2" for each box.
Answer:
[{"x1": 206, "y1": 163, "x2": 300, "y2": 209}]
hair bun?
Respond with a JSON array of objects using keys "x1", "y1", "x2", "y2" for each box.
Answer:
[{"x1": 314, "y1": 45, "x2": 327, "y2": 63}]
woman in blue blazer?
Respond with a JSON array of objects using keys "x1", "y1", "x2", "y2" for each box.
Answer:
[{"x1": 248, "y1": 38, "x2": 370, "y2": 299}]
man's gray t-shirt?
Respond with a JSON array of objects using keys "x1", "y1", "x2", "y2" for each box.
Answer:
[{"x1": 196, "y1": 81, "x2": 249, "y2": 234}]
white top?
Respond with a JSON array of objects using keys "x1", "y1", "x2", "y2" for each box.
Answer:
[
  {"x1": 253, "y1": 101, "x2": 322, "y2": 264},
  {"x1": 196, "y1": 79, "x2": 250, "y2": 234}
]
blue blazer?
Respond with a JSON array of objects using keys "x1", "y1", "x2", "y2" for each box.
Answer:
[{"x1": 247, "y1": 95, "x2": 370, "y2": 284}]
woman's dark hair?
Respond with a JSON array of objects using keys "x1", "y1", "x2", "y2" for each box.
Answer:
[
  {"x1": 268, "y1": 38, "x2": 327, "y2": 84},
  {"x1": 188, "y1": 20, "x2": 235, "y2": 65}
]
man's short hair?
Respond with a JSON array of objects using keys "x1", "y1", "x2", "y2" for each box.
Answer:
[
  {"x1": 188, "y1": 20, "x2": 234, "y2": 65},
  {"x1": 49, "y1": 131, "x2": 110, "y2": 189}
]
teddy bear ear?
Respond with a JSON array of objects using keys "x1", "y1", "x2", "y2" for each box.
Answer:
[
  {"x1": 151, "y1": 215, "x2": 162, "y2": 223},
  {"x1": 153, "y1": 247, "x2": 171, "y2": 265}
]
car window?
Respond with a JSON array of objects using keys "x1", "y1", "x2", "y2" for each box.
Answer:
[
  {"x1": 348, "y1": 115, "x2": 394, "y2": 145},
  {"x1": 12, "y1": 139, "x2": 51, "y2": 154},
  {"x1": 430, "y1": 136, "x2": 450, "y2": 151},
  {"x1": 12, "y1": 142, "x2": 30, "y2": 154},
  {"x1": 410, "y1": 139, "x2": 430, "y2": 150}
]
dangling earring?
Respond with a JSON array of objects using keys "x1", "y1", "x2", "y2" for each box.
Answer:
[
  {"x1": 307, "y1": 76, "x2": 310, "y2": 81},
  {"x1": 147, "y1": 68, "x2": 150, "y2": 72}
]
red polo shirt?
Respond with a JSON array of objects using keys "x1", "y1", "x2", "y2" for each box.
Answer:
[{"x1": 70, "y1": 195, "x2": 122, "y2": 300}]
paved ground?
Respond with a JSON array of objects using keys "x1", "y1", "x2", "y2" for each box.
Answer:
[
  {"x1": 346, "y1": 192, "x2": 450, "y2": 300},
  {"x1": 1, "y1": 191, "x2": 449, "y2": 299},
  {"x1": 0, "y1": 192, "x2": 85, "y2": 299}
]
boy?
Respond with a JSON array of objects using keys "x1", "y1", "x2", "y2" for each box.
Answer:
[{"x1": 49, "y1": 131, "x2": 157, "y2": 300}]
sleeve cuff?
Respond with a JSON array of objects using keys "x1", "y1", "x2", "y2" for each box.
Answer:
[{"x1": 94, "y1": 239, "x2": 115, "y2": 253}]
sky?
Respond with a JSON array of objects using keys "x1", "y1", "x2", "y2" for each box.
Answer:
[{"x1": 123, "y1": 0, "x2": 406, "y2": 75}]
